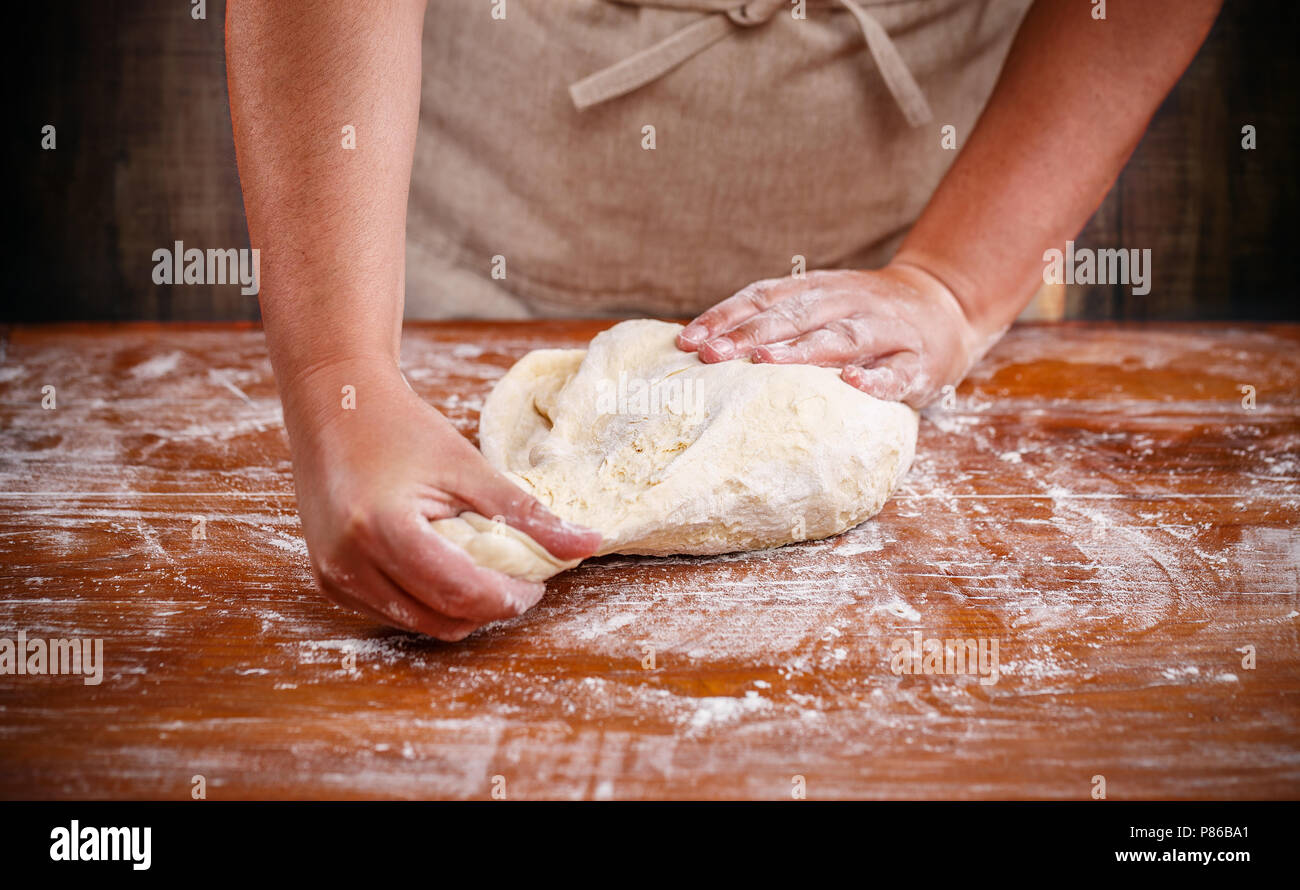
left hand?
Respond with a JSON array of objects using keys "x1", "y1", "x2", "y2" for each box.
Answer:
[{"x1": 676, "y1": 263, "x2": 989, "y2": 408}]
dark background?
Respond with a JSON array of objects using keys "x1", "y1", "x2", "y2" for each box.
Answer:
[{"x1": 9, "y1": 0, "x2": 1298, "y2": 323}]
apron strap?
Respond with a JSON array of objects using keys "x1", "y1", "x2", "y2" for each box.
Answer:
[{"x1": 568, "y1": 0, "x2": 934, "y2": 127}]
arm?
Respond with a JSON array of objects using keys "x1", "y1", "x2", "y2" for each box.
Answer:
[
  {"x1": 894, "y1": 0, "x2": 1225, "y2": 340},
  {"x1": 678, "y1": 0, "x2": 1225, "y2": 405},
  {"x1": 227, "y1": 0, "x2": 419, "y2": 392},
  {"x1": 226, "y1": 0, "x2": 598, "y2": 639}
]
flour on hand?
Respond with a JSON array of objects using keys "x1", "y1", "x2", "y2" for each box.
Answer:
[{"x1": 436, "y1": 319, "x2": 918, "y2": 581}]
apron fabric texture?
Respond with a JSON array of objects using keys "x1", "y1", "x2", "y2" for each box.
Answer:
[{"x1": 405, "y1": 0, "x2": 1031, "y2": 319}]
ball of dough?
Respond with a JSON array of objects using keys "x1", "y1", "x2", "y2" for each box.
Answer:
[{"x1": 438, "y1": 319, "x2": 918, "y2": 581}]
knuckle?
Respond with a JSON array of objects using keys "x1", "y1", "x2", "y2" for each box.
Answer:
[
  {"x1": 775, "y1": 291, "x2": 820, "y2": 326},
  {"x1": 512, "y1": 495, "x2": 550, "y2": 529},
  {"x1": 314, "y1": 554, "x2": 357, "y2": 595},
  {"x1": 739, "y1": 282, "x2": 772, "y2": 310},
  {"x1": 824, "y1": 318, "x2": 870, "y2": 353},
  {"x1": 340, "y1": 504, "x2": 375, "y2": 547},
  {"x1": 727, "y1": 321, "x2": 761, "y2": 348}
]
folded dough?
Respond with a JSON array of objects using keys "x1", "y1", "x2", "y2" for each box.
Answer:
[{"x1": 437, "y1": 319, "x2": 918, "y2": 581}]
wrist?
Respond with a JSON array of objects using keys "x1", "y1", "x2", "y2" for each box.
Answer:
[
  {"x1": 891, "y1": 249, "x2": 1018, "y2": 339},
  {"x1": 887, "y1": 254, "x2": 1005, "y2": 367},
  {"x1": 275, "y1": 351, "x2": 409, "y2": 444},
  {"x1": 883, "y1": 257, "x2": 977, "y2": 336}
]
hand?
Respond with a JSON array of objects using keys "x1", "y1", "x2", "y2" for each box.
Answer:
[
  {"x1": 280, "y1": 358, "x2": 601, "y2": 641},
  {"x1": 676, "y1": 263, "x2": 989, "y2": 408}
]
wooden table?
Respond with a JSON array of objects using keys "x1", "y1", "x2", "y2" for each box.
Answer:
[{"x1": 1, "y1": 321, "x2": 1297, "y2": 800}]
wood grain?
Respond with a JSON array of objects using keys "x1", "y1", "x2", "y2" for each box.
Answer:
[{"x1": 0, "y1": 320, "x2": 1297, "y2": 799}]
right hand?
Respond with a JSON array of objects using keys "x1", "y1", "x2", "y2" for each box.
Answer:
[{"x1": 280, "y1": 358, "x2": 601, "y2": 641}]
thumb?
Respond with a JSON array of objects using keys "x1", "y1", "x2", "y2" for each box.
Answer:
[
  {"x1": 841, "y1": 350, "x2": 926, "y2": 406},
  {"x1": 468, "y1": 471, "x2": 603, "y2": 562}
]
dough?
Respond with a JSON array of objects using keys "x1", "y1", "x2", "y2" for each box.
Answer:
[
  {"x1": 437, "y1": 320, "x2": 918, "y2": 581},
  {"x1": 428, "y1": 512, "x2": 575, "y2": 583}
]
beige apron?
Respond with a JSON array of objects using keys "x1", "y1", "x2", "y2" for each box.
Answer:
[{"x1": 405, "y1": 0, "x2": 1031, "y2": 319}]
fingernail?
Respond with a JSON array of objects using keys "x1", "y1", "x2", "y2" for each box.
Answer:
[
  {"x1": 680, "y1": 324, "x2": 706, "y2": 345},
  {"x1": 706, "y1": 339, "x2": 735, "y2": 359},
  {"x1": 565, "y1": 520, "x2": 602, "y2": 543},
  {"x1": 757, "y1": 345, "x2": 788, "y2": 362}
]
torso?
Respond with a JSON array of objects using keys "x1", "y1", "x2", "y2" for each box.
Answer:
[{"x1": 405, "y1": 0, "x2": 1032, "y2": 318}]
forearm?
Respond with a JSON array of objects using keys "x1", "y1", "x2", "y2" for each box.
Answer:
[
  {"x1": 894, "y1": 0, "x2": 1222, "y2": 339},
  {"x1": 226, "y1": 0, "x2": 427, "y2": 424}
]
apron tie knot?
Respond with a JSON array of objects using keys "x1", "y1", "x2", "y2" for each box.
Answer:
[
  {"x1": 569, "y1": 0, "x2": 933, "y2": 127},
  {"x1": 726, "y1": 0, "x2": 785, "y2": 26}
]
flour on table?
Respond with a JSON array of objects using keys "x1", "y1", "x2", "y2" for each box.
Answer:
[{"x1": 431, "y1": 320, "x2": 918, "y2": 581}]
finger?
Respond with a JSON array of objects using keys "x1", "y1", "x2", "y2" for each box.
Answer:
[
  {"x1": 676, "y1": 278, "x2": 787, "y2": 353},
  {"x1": 841, "y1": 351, "x2": 926, "y2": 404},
  {"x1": 701, "y1": 288, "x2": 854, "y2": 360},
  {"x1": 750, "y1": 317, "x2": 900, "y2": 367},
  {"x1": 375, "y1": 511, "x2": 548, "y2": 622},
  {"x1": 468, "y1": 472, "x2": 602, "y2": 562},
  {"x1": 317, "y1": 558, "x2": 482, "y2": 641},
  {"x1": 330, "y1": 580, "x2": 480, "y2": 642}
]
